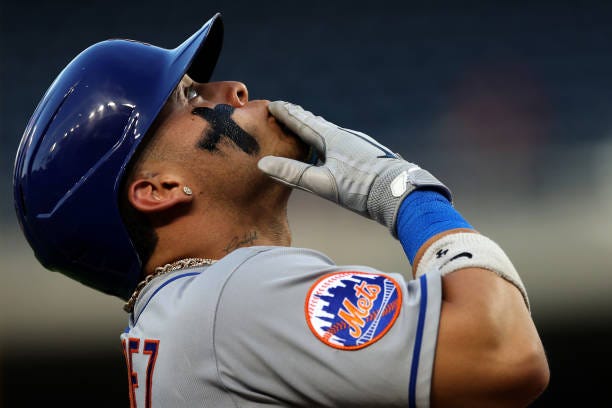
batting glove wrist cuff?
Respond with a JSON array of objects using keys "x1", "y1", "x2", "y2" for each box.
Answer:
[{"x1": 366, "y1": 162, "x2": 452, "y2": 235}]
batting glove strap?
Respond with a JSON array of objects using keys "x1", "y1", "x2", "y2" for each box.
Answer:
[
  {"x1": 415, "y1": 232, "x2": 530, "y2": 311},
  {"x1": 367, "y1": 162, "x2": 452, "y2": 236}
]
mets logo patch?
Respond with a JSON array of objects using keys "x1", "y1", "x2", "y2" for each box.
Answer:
[{"x1": 305, "y1": 271, "x2": 402, "y2": 350}]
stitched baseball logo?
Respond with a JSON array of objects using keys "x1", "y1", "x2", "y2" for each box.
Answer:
[{"x1": 305, "y1": 271, "x2": 402, "y2": 350}]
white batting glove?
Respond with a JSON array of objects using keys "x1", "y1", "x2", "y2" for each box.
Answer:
[{"x1": 258, "y1": 101, "x2": 452, "y2": 235}]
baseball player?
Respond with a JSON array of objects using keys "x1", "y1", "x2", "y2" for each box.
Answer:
[{"x1": 13, "y1": 13, "x2": 548, "y2": 407}]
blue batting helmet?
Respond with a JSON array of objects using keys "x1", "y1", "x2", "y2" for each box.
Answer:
[{"x1": 13, "y1": 14, "x2": 223, "y2": 300}]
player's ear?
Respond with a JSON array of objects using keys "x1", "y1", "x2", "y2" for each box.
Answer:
[{"x1": 127, "y1": 174, "x2": 193, "y2": 214}]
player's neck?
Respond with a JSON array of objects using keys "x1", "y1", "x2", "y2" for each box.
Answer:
[{"x1": 143, "y1": 195, "x2": 292, "y2": 276}]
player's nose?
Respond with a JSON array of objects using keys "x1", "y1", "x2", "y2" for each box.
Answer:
[{"x1": 200, "y1": 81, "x2": 249, "y2": 107}]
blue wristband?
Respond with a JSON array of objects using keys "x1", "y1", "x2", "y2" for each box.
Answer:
[{"x1": 396, "y1": 190, "x2": 473, "y2": 264}]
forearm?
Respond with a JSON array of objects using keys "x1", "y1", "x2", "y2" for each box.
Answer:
[
  {"x1": 396, "y1": 194, "x2": 549, "y2": 407},
  {"x1": 433, "y1": 267, "x2": 547, "y2": 407}
]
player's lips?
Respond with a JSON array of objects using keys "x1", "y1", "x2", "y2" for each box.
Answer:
[
  {"x1": 275, "y1": 118, "x2": 298, "y2": 138},
  {"x1": 259, "y1": 100, "x2": 312, "y2": 162},
  {"x1": 265, "y1": 106, "x2": 297, "y2": 139}
]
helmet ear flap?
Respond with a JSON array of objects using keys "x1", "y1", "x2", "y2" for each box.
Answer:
[{"x1": 13, "y1": 14, "x2": 224, "y2": 300}]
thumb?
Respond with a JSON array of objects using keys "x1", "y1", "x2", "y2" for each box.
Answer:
[
  {"x1": 259, "y1": 156, "x2": 337, "y2": 201},
  {"x1": 258, "y1": 156, "x2": 312, "y2": 188}
]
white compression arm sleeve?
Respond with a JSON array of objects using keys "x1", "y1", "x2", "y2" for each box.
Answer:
[{"x1": 415, "y1": 232, "x2": 530, "y2": 310}]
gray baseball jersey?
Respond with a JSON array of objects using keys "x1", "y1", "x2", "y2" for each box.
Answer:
[{"x1": 121, "y1": 246, "x2": 442, "y2": 407}]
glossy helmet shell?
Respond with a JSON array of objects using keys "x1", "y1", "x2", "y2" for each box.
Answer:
[{"x1": 13, "y1": 14, "x2": 223, "y2": 300}]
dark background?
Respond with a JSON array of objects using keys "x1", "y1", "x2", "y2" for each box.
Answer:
[{"x1": 2, "y1": 0, "x2": 611, "y2": 406}]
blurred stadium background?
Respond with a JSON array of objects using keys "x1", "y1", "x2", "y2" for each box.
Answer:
[{"x1": 1, "y1": 0, "x2": 610, "y2": 405}]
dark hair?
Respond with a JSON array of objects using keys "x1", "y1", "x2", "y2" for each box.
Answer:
[
  {"x1": 117, "y1": 112, "x2": 168, "y2": 270},
  {"x1": 118, "y1": 192, "x2": 158, "y2": 270}
]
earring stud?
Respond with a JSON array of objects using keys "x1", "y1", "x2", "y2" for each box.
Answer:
[{"x1": 183, "y1": 186, "x2": 193, "y2": 196}]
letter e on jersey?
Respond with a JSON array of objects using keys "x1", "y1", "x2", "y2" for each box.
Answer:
[{"x1": 305, "y1": 271, "x2": 402, "y2": 350}]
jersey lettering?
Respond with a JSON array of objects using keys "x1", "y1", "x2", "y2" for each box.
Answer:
[
  {"x1": 122, "y1": 337, "x2": 160, "y2": 408},
  {"x1": 338, "y1": 281, "x2": 381, "y2": 338}
]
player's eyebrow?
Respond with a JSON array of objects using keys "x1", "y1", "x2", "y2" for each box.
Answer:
[
  {"x1": 169, "y1": 75, "x2": 194, "y2": 105},
  {"x1": 192, "y1": 104, "x2": 260, "y2": 155}
]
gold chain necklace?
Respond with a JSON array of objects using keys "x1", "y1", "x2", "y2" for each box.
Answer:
[{"x1": 123, "y1": 257, "x2": 217, "y2": 313}]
